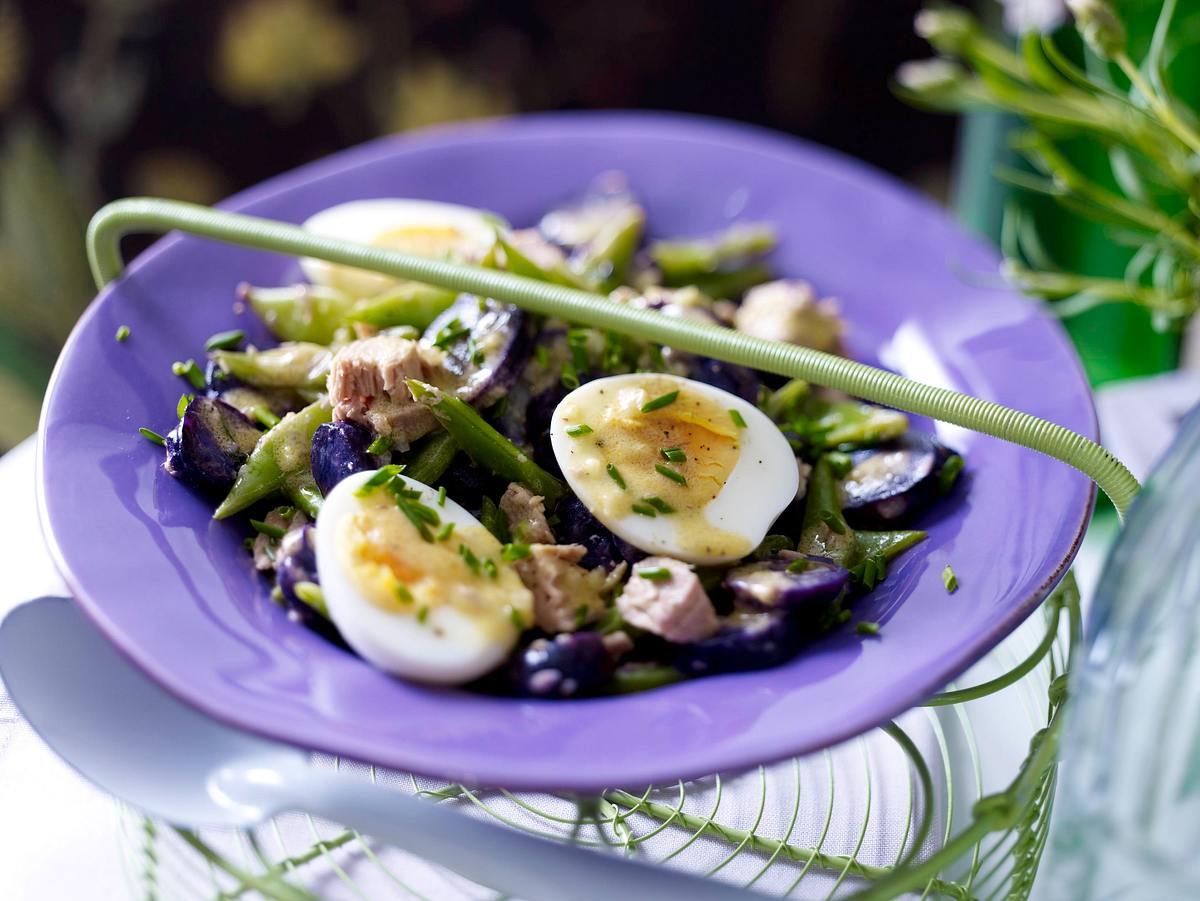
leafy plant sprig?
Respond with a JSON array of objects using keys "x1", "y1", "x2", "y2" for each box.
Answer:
[{"x1": 897, "y1": 0, "x2": 1200, "y2": 330}]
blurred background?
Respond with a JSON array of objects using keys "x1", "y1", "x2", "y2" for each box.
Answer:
[{"x1": 0, "y1": 0, "x2": 954, "y2": 451}]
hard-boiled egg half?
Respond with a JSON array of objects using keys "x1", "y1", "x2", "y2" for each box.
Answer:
[
  {"x1": 301, "y1": 199, "x2": 500, "y2": 299},
  {"x1": 550, "y1": 373, "x2": 799, "y2": 565},
  {"x1": 315, "y1": 468, "x2": 532, "y2": 685}
]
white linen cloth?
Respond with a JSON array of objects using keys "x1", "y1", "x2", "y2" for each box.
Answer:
[{"x1": 0, "y1": 436, "x2": 1068, "y2": 900}]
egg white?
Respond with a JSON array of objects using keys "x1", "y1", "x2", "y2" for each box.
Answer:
[
  {"x1": 315, "y1": 470, "x2": 528, "y2": 685},
  {"x1": 549, "y1": 374, "x2": 799, "y2": 565},
  {"x1": 300, "y1": 199, "x2": 500, "y2": 298}
]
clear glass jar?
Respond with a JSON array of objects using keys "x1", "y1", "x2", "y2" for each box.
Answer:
[{"x1": 1042, "y1": 407, "x2": 1200, "y2": 899}]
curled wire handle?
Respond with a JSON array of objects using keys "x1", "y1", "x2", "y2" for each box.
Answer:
[{"x1": 87, "y1": 197, "x2": 1140, "y2": 515}]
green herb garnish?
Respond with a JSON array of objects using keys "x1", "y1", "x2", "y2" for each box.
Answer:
[
  {"x1": 655, "y1": 463, "x2": 687, "y2": 486},
  {"x1": 501, "y1": 542, "x2": 531, "y2": 562},
  {"x1": 566, "y1": 423, "x2": 594, "y2": 437},
  {"x1": 115, "y1": 325, "x2": 130, "y2": 342},
  {"x1": 436, "y1": 485, "x2": 447, "y2": 507},
  {"x1": 417, "y1": 605, "x2": 430, "y2": 624},
  {"x1": 171, "y1": 359, "x2": 206, "y2": 390},
  {"x1": 607, "y1": 463, "x2": 627, "y2": 490},
  {"x1": 367, "y1": 434, "x2": 393, "y2": 455},
  {"x1": 856, "y1": 621, "x2": 881, "y2": 636},
  {"x1": 432, "y1": 318, "x2": 469, "y2": 348},
  {"x1": 640, "y1": 390, "x2": 679, "y2": 413},
  {"x1": 205, "y1": 329, "x2": 246, "y2": 351},
  {"x1": 249, "y1": 406, "x2": 280, "y2": 429},
  {"x1": 436, "y1": 521, "x2": 456, "y2": 542},
  {"x1": 138, "y1": 427, "x2": 166, "y2": 446},
  {"x1": 729, "y1": 408, "x2": 748, "y2": 428},
  {"x1": 177, "y1": 393, "x2": 194, "y2": 418},
  {"x1": 939, "y1": 455, "x2": 964, "y2": 494},
  {"x1": 459, "y1": 543, "x2": 481, "y2": 575},
  {"x1": 395, "y1": 584, "x2": 413, "y2": 604},
  {"x1": 482, "y1": 557, "x2": 498, "y2": 580},
  {"x1": 250, "y1": 519, "x2": 286, "y2": 540},
  {"x1": 390, "y1": 480, "x2": 441, "y2": 542},
  {"x1": 631, "y1": 503, "x2": 657, "y2": 517},
  {"x1": 507, "y1": 604, "x2": 526, "y2": 630},
  {"x1": 638, "y1": 566, "x2": 672, "y2": 581},
  {"x1": 561, "y1": 360, "x2": 581, "y2": 390},
  {"x1": 786, "y1": 557, "x2": 810, "y2": 573},
  {"x1": 660, "y1": 447, "x2": 686, "y2": 464},
  {"x1": 643, "y1": 496, "x2": 675, "y2": 514},
  {"x1": 943, "y1": 564, "x2": 958, "y2": 594},
  {"x1": 574, "y1": 604, "x2": 590, "y2": 628},
  {"x1": 354, "y1": 465, "x2": 405, "y2": 496}
]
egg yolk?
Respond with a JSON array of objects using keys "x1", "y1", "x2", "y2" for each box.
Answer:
[
  {"x1": 557, "y1": 376, "x2": 753, "y2": 560},
  {"x1": 372, "y1": 225, "x2": 475, "y2": 259},
  {"x1": 335, "y1": 489, "x2": 531, "y2": 641}
]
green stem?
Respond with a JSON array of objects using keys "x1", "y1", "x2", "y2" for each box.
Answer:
[
  {"x1": 86, "y1": 198, "x2": 1140, "y2": 515},
  {"x1": 1115, "y1": 51, "x2": 1200, "y2": 156},
  {"x1": 174, "y1": 828, "x2": 322, "y2": 901}
]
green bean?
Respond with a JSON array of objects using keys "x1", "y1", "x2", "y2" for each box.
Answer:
[
  {"x1": 689, "y1": 264, "x2": 774, "y2": 301},
  {"x1": 857, "y1": 529, "x2": 927, "y2": 562},
  {"x1": 576, "y1": 206, "x2": 644, "y2": 291},
  {"x1": 403, "y1": 429, "x2": 458, "y2": 485},
  {"x1": 244, "y1": 283, "x2": 356, "y2": 344},
  {"x1": 797, "y1": 455, "x2": 860, "y2": 567},
  {"x1": 345, "y1": 283, "x2": 458, "y2": 330},
  {"x1": 214, "y1": 398, "x2": 331, "y2": 519},
  {"x1": 285, "y1": 470, "x2": 323, "y2": 519},
  {"x1": 211, "y1": 342, "x2": 330, "y2": 390},
  {"x1": 406, "y1": 379, "x2": 565, "y2": 503},
  {"x1": 814, "y1": 401, "x2": 908, "y2": 449},
  {"x1": 496, "y1": 234, "x2": 589, "y2": 289},
  {"x1": 609, "y1": 664, "x2": 684, "y2": 695},
  {"x1": 651, "y1": 223, "x2": 776, "y2": 284}
]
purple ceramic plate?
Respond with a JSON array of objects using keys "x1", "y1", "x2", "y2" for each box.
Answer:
[{"x1": 37, "y1": 112, "x2": 1094, "y2": 791}]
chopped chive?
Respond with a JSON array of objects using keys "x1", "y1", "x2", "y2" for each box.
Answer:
[
  {"x1": 432, "y1": 318, "x2": 469, "y2": 349},
  {"x1": 606, "y1": 463, "x2": 627, "y2": 490},
  {"x1": 501, "y1": 542, "x2": 531, "y2": 562},
  {"x1": 943, "y1": 564, "x2": 958, "y2": 593},
  {"x1": 939, "y1": 454, "x2": 965, "y2": 494},
  {"x1": 561, "y1": 360, "x2": 580, "y2": 390},
  {"x1": 826, "y1": 451, "x2": 853, "y2": 478},
  {"x1": 250, "y1": 406, "x2": 281, "y2": 429},
  {"x1": 171, "y1": 359, "x2": 207, "y2": 390},
  {"x1": 820, "y1": 510, "x2": 846, "y2": 534},
  {"x1": 631, "y1": 502, "x2": 658, "y2": 517},
  {"x1": 250, "y1": 519, "x2": 286, "y2": 540},
  {"x1": 394, "y1": 583, "x2": 413, "y2": 603},
  {"x1": 640, "y1": 390, "x2": 679, "y2": 413},
  {"x1": 643, "y1": 496, "x2": 675, "y2": 514},
  {"x1": 436, "y1": 521, "x2": 456, "y2": 542},
  {"x1": 459, "y1": 543, "x2": 481, "y2": 575},
  {"x1": 534, "y1": 345, "x2": 550, "y2": 368},
  {"x1": 566, "y1": 423, "x2": 594, "y2": 437},
  {"x1": 638, "y1": 566, "x2": 673, "y2": 581},
  {"x1": 417, "y1": 605, "x2": 430, "y2": 624},
  {"x1": 177, "y1": 393, "x2": 194, "y2": 418},
  {"x1": 507, "y1": 604, "x2": 526, "y2": 630},
  {"x1": 729, "y1": 408, "x2": 748, "y2": 428},
  {"x1": 204, "y1": 329, "x2": 245, "y2": 351},
  {"x1": 138, "y1": 426, "x2": 166, "y2": 446},
  {"x1": 786, "y1": 557, "x2": 810, "y2": 573},
  {"x1": 482, "y1": 557, "x2": 498, "y2": 580},
  {"x1": 243, "y1": 537, "x2": 255, "y2": 551},
  {"x1": 574, "y1": 604, "x2": 590, "y2": 629},
  {"x1": 354, "y1": 465, "x2": 405, "y2": 496},
  {"x1": 660, "y1": 447, "x2": 687, "y2": 463},
  {"x1": 856, "y1": 621, "x2": 881, "y2": 636},
  {"x1": 367, "y1": 434, "x2": 393, "y2": 455},
  {"x1": 655, "y1": 463, "x2": 687, "y2": 486},
  {"x1": 436, "y1": 485, "x2": 447, "y2": 507},
  {"x1": 115, "y1": 324, "x2": 130, "y2": 342}
]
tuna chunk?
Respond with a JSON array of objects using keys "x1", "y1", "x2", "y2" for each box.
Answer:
[
  {"x1": 514, "y1": 544, "x2": 608, "y2": 633},
  {"x1": 500, "y1": 482, "x2": 555, "y2": 544},
  {"x1": 618, "y1": 557, "x2": 720, "y2": 643},
  {"x1": 734, "y1": 280, "x2": 844, "y2": 354},
  {"x1": 327, "y1": 335, "x2": 449, "y2": 450}
]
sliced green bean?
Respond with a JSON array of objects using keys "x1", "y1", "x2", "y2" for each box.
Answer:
[
  {"x1": 211, "y1": 342, "x2": 330, "y2": 390},
  {"x1": 797, "y1": 455, "x2": 860, "y2": 567},
  {"x1": 651, "y1": 223, "x2": 776, "y2": 284},
  {"x1": 576, "y1": 206, "x2": 644, "y2": 291},
  {"x1": 345, "y1": 283, "x2": 457, "y2": 330},
  {"x1": 689, "y1": 264, "x2": 774, "y2": 300},
  {"x1": 244, "y1": 283, "x2": 356, "y2": 344},
  {"x1": 285, "y1": 470, "x2": 323, "y2": 519},
  {"x1": 857, "y1": 529, "x2": 927, "y2": 562},
  {"x1": 407, "y1": 379, "x2": 565, "y2": 503},
  {"x1": 609, "y1": 664, "x2": 685, "y2": 694},
  {"x1": 814, "y1": 401, "x2": 908, "y2": 449},
  {"x1": 496, "y1": 233, "x2": 589, "y2": 289},
  {"x1": 403, "y1": 429, "x2": 458, "y2": 485},
  {"x1": 214, "y1": 398, "x2": 331, "y2": 519}
]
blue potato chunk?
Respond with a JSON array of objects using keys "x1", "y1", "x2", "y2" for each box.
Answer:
[
  {"x1": 274, "y1": 525, "x2": 342, "y2": 644},
  {"x1": 164, "y1": 396, "x2": 261, "y2": 492},
  {"x1": 508, "y1": 631, "x2": 614, "y2": 699},
  {"x1": 422, "y1": 296, "x2": 532, "y2": 408},
  {"x1": 687, "y1": 356, "x2": 760, "y2": 404},
  {"x1": 310, "y1": 420, "x2": 386, "y2": 497},
  {"x1": 724, "y1": 553, "x2": 848, "y2": 613},
  {"x1": 554, "y1": 496, "x2": 646, "y2": 571},
  {"x1": 841, "y1": 432, "x2": 958, "y2": 528},
  {"x1": 673, "y1": 611, "x2": 802, "y2": 676}
]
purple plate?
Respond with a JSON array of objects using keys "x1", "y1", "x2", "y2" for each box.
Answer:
[{"x1": 37, "y1": 112, "x2": 1094, "y2": 791}]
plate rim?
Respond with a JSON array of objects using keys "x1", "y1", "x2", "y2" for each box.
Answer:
[{"x1": 36, "y1": 110, "x2": 1097, "y2": 790}]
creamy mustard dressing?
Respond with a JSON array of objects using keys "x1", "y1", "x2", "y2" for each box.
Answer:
[
  {"x1": 335, "y1": 490, "x2": 531, "y2": 642},
  {"x1": 558, "y1": 376, "x2": 753, "y2": 560}
]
